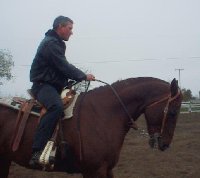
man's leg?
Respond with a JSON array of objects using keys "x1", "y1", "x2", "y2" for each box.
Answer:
[{"x1": 29, "y1": 84, "x2": 63, "y2": 167}]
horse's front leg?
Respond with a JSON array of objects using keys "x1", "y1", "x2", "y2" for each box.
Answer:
[{"x1": 0, "y1": 156, "x2": 11, "y2": 178}]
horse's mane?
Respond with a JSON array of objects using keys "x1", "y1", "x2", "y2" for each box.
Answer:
[
  {"x1": 91, "y1": 77, "x2": 169, "y2": 93},
  {"x1": 112, "y1": 77, "x2": 168, "y2": 87}
]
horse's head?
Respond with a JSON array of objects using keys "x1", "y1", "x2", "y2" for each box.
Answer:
[{"x1": 144, "y1": 78, "x2": 182, "y2": 151}]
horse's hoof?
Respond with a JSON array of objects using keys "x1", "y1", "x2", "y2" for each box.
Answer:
[{"x1": 29, "y1": 151, "x2": 43, "y2": 169}]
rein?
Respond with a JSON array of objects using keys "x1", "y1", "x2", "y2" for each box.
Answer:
[
  {"x1": 95, "y1": 79, "x2": 138, "y2": 130},
  {"x1": 147, "y1": 89, "x2": 181, "y2": 134}
]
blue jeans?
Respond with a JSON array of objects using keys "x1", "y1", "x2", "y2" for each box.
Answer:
[{"x1": 31, "y1": 83, "x2": 64, "y2": 152}]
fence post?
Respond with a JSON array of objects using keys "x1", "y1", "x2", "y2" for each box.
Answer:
[{"x1": 189, "y1": 101, "x2": 192, "y2": 113}]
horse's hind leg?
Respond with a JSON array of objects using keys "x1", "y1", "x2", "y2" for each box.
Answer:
[{"x1": 0, "y1": 156, "x2": 11, "y2": 178}]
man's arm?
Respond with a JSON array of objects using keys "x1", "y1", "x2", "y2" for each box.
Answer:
[{"x1": 46, "y1": 41, "x2": 87, "y2": 81}]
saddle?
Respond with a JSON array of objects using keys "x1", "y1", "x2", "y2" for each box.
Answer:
[{"x1": 11, "y1": 89, "x2": 76, "y2": 153}]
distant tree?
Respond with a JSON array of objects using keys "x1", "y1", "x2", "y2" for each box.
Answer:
[
  {"x1": 0, "y1": 49, "x2": 14, "y2": 85},
  {"x1": 181, "y1": 88, "x2": 194, "y2": 101}
]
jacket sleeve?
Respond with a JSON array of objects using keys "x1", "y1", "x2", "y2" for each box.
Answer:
[{"x1": 45, "y1": 40, "x2": 87, "y2": 82}]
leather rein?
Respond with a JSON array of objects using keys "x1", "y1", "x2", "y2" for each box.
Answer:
[{"x1": 95, "y1": 79, "x2": 138, "y2": 130}]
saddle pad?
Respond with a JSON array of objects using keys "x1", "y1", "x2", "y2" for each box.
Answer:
[
  {"x1": 63, "y1": 93, "x2": 79, "y2": 119},
  {"x1": 0, "y1": 93, "x2": 79, "y2": 119},
  {"x1": 0, "y1": 97, "x2": 20, "y2": 109},
  {"x1": 0, "y1": 97, "x2": 40, "y2": 116}
]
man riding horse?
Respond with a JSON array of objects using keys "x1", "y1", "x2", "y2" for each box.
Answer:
[{"x1": 29, "y1": 15, "x2": 95, "y2": 168}]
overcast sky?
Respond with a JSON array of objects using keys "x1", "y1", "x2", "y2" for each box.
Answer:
[{"x1": 0, "y1": 0, "x2": 199, "y2": 97}]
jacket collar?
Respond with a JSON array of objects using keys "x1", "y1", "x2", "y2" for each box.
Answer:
[{"x1": 45, "y1": 29, "x2": 63, "y2": 43}]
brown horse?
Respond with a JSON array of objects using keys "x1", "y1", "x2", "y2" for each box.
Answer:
[{"x1": 0, "y1": 77, "x2": 182, "y2": 178}]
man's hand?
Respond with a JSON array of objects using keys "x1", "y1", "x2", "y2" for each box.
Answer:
[{"x1": 86, "y1": 74, "x2": 95, "y2": 81}]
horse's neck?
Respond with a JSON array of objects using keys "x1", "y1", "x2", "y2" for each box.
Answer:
[
  {"x1": 88, "y1": 81, "x2": 168, "y2": 123},
  {"x1": 84, "y1": 88, "x2": 130, "y2": 130},
  {"x1": 107, "y1": 82, "x2": 169, "y2": 120}
]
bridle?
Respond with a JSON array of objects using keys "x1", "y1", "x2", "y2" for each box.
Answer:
[
  {"x1": 146, "y1": 89, "x2": 181, "y2": 149},
  {"x1": 146, "y1": 89, "x2": 181, "y2": 135}
]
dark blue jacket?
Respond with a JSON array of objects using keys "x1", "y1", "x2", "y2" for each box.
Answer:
[{"x1": 30, "y1": 29, "x2": 86, "y2": 91}]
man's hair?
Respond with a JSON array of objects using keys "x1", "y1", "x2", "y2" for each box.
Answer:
[{"x1": 53, "y1": 16, "x2": 73, "y2": 30}]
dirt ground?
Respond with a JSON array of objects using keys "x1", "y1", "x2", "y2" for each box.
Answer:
[{"x1": 8, "y1": 113, "x2": 200, "y2": 178}]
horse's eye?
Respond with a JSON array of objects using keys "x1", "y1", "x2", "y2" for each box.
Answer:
[{"x1": 168, "y1": 110, "x2": 177, "y2": 117}]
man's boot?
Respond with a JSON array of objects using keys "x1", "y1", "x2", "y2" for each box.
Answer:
[{"x1": 29, "y1": 151, "x2": 42, "y2": 169}]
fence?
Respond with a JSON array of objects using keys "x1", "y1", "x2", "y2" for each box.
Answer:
[{"x1": 181, "y1": 101, "x2": 200, "y2": 113}]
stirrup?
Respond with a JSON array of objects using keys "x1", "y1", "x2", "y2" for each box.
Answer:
[{"x1": 39, "y1": 141, "x2": 57, "y2": 170}]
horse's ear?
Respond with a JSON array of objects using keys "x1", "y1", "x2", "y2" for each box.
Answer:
[{"x1": 170, "y1": 78, "x2": 178, "y2": 97}]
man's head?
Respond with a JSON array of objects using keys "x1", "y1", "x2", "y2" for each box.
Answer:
[{"x1": 53, "y1": 16, "x2": 73, "y2": 41}]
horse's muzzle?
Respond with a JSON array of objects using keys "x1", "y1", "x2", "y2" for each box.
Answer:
[{"x1": 149, "y1": 133, "x2": 169, "y2": 151}]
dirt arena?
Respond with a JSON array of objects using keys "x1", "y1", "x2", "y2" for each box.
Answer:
[{"x1": 8, "y1": 113, "x2": 200, "y2": 178}]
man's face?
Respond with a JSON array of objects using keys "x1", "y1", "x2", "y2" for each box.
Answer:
[{"x1": 59, "y1": 22, "x2": 73, "y2": 41}]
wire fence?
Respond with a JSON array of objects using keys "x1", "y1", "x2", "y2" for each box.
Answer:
[{"x1": 181, "y1": 101, "x2": 200, "y2": 114}]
